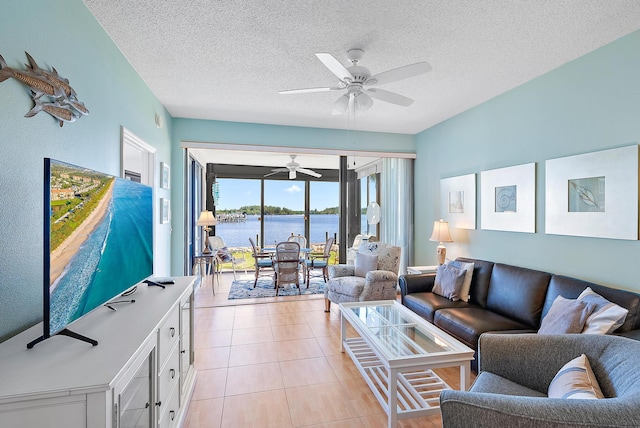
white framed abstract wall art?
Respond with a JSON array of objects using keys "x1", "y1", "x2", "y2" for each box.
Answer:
[
  {"x1": 160, "y1": 198, "x2": 171, "y2": 224},
  {"x1": 481, "y1": 163, "x2": 536, "y2": 233},
  {"x1": 545, "y1": 145, "x2": 638, "y2": 240},
  {"x1": 440, "y1": 173, "x2": 476, "y2": 229},
  {"x1": 160, "y1": 162, "x2": 170, "y2": 189}
]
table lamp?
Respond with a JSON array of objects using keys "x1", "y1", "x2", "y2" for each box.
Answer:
[
  {"x1": 196, "y1": 210, "x2": 217, "y2": 254},
  {"x1": 429, "y1": 219, "x2": 453, "y2": 265}
]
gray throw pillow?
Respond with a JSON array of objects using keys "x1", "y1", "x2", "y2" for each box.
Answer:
[
  {"x1": 447, "y1": 260, "x2": 474, "y2": 302},
  {"x1": 538, "y1": 296, "x2": 596, "y2": 334},
  {"x1": 433, "y1": 264, "x2": 466, "y2": 301},
  {"x1": 354, "y1": 253, "x2": 378, "y2": 278}
]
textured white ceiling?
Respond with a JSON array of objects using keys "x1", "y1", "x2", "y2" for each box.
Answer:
[{"x1": 84, "y1": 0, "x2": 640, "y2": 135}]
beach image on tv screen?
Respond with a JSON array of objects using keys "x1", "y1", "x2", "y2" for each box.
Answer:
[{"x1": 48, "y1": 160, "x2": 153, "y2": 335}]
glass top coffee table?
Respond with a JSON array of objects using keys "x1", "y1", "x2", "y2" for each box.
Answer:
[{"x1": 340, "y1": 300, "x2": 474, "y2": 427}]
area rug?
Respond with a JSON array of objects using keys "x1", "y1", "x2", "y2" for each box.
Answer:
[{"x1": 228, "y1": 277, "x2": 326, "y2": 300}]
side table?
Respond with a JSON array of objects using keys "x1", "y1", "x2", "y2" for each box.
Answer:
[
  {"x1": 406, "y1": 265, "x2": 438, "y2": 275},
  {"x1": 193, "y1": 253, "x2": 219, "y2": 294}
]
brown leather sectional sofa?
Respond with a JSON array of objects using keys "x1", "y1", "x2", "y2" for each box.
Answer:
[{"x1": 399, "y1": 257, "x2": 640, "y2": 371}]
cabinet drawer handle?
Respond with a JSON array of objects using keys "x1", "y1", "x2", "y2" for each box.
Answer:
[
  {"x1": 181, "y1": 349, "x2": 186, "y2": 354},
  {"x1": 155, "y1": 401, "x2": 162, "y2": 407},
  {"x1": 170, "y1": 368, "x2": 175, "y2": 379},
  {"x1": 169, "y1": 327, "x2": 175, "y2": 337},
  {"x1": 170, "y1": 410, "x2": 175, "y2": 421}
]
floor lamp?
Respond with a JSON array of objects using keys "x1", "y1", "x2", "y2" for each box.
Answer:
[
  {"x1": 429, "y1": 219, "x2": 453, "y2": 265},
  {"x1": 197, "y1": 211, "x2": 217, "y2": 254}
]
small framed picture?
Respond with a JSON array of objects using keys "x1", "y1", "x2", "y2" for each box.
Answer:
[
  {"x1": 160, "y1": 198, "x2": 170, "y2": 224},
  {"x1": 160, "y1": 162, "x2": 170, "y2": 189}
]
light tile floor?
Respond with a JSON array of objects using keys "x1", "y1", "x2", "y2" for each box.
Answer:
[{"x1": 183, "y1": 271, "x2": 466, "y2": 428}]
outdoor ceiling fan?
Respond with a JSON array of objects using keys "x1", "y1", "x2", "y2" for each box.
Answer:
[
  {"x1": 264, "y1": 155, "x2": 322, "y2": 179},
  {"x1": 279, "y1": 48, "x2": 431, "y2": 114}
]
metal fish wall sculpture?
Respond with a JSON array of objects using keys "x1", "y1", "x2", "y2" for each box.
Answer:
[{"x1": 0, "y1": 52, "x2": 88, "y2": 127}]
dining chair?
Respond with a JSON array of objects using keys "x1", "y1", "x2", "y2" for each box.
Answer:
[
  {"x1": 273, "y1": 241, "x2": 301, "y2": 295},
  {"x1": 287, "y1": 233, "x2": 308, "y2": 269},
  {"x1": 249, "y1": 237, "x2": 274, "y2": 288},
  {"x1": 305, "y1": 237, "x2": 334, "y2": 285},
  {"x1": 287, "y1": 233, "x2": 307, "y2": 248}
]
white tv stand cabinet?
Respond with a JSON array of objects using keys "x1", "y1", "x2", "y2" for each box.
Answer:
[{"x1": 0, "y1": 276, "x2": 196, "y2": 428}]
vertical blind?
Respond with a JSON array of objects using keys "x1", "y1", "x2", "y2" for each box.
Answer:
[{"x1": 380, "y1": 157, "x2": 414, "y2": 275}]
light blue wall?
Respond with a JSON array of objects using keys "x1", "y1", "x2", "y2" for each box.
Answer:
[
  {"x1": 170, "y1": 118, "x2": 415, "y2": 275},
  {"x1": 3, "y1": 0, "x2": 638, "y2": 343},
  {"x1": 0, "y1": 0, "x2": 173, "y2": 341},
  {"x1": 415, "y1": 30, "x2": 640, "y2": 292}
]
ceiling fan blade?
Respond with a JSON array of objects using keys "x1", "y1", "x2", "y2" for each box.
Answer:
[
  {"x1": 365, "y1": 88, "x2": 414, "y2": 106},
  {"x1": 297, "y1": 168, "x2": 322, "y2": 178},
  {"x1": 289, "y1": 169, "x2": 296, "y2": 179},
  {"x1": 365, "y1": 61, "x2": 432, "y2": 87},
  {"x1": 316, "y1": 53, "x2": 353, "y2": 82},
  {"x1": 264, "y1": 168, "x2": 288, "y2": 177},
  {"x1": 279, "y1": 87, "x2": 342, "y2": 94}
]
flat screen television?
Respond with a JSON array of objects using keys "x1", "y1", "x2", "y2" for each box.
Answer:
[{"x1": 28, "y1": 158, "x2": 153, "y2": 348}]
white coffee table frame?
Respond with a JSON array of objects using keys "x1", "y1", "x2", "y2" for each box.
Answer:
[{"x1": 340, "y1": 300, "x2": 474, "y2": 427}]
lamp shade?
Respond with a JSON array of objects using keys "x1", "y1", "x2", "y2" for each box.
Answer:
[
  {"x1": 429, "y1": 219, "x2": 452, "y2": 243},
  {"x1": 196, "y1": 210, "x2": 217, "y2": 226}
]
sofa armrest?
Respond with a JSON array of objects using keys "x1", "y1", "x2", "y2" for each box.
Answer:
[
  {"x1": 477, "y1": 333, "x2": 618, "y2": 393},
  {"x1": 365, "y1": 270, "x2": 398, "y2": 284},
  {"x1": 440, "y1": 390, "x2": 635, "y2": 428},
  {"x1": 328, "y1": 264, "x2": 355, "y2": 279},
  {"x1": 616, "y1": 329, "x2": 640, "y2": 341},
  {"x1": 398, "y1": 273, "x2": 436, "y2": 298}
]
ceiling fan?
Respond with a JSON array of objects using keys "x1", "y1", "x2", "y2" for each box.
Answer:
[
  {"x1": 264, "y1": 155, "x2": 322, "y2": 179},
  {"x1": 279, "y1": 48, "x2": 431, "y2": 114}
]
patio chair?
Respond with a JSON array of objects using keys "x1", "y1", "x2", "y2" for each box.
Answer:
[
  {"x1": 273, "y1": 241, "x2": 301, "y2": 295},
  {"x1": 346, "y1": 234, "x2": 369, "y2": 264},
  {"x1": 249, "y1": 237, "x2": 274, "y2": 288},
  {"x1": 210, "y1": 235, "x2": 247, "y2": 280},
  {"x1": 304, "y1": 237, "x2": 334, "y2": 284}
]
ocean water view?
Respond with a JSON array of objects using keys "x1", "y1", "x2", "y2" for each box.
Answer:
[
  {"x1": 214, "y1": 214, "x2": 368, "y2": 248},
  {"x1": 50, "y1": 179, "x2": 153, "y2": 334}
]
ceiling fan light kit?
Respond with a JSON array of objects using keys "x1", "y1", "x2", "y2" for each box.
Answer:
[{"x1": 280, "y1": 48, "x2": 431, "y2": 113}]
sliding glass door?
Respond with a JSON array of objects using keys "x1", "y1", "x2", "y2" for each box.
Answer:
[
  {"x1": 263, "y1": 179, "x2": 306, "y2": 246},
  {"x1": 212, "y1": 178, "x2": 261, "y2": 249},
  {"x1": 310, "y1": 181, "x2": 339, "y2": 247}
]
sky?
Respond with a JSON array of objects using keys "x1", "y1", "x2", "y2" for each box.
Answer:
[{"x1": 216, "y1": 178, "x2": 340, "y2": 211}]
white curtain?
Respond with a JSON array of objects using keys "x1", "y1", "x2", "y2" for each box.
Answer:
[{"x1": 380, "y1": 158, "x2": 414, "y2": 275}]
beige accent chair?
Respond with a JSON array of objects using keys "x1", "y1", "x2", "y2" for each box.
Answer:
[{"x1": 324, "y1": 241, "x2": 401, "y2": 312}]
